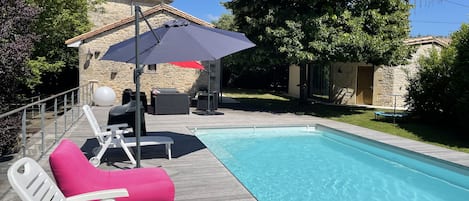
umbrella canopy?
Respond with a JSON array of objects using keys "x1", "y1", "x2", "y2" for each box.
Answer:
[
  {"x1": 101, "y1": 13, "x2": 255, "y2": 168},
  {"x1": 102, "y1": 19, "x2": 256, "y2": 64}
]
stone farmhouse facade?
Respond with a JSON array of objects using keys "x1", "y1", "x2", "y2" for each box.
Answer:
[
  {"x1": 65, "y1": 1, "x2": 221, "y2": 104},
  {"x1": 288, "y1": 36, "x2": 450, "y2": 108}
]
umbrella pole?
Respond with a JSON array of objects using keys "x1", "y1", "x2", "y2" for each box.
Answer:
[
  {"x1": 207, "y1": 61, "x2": 211, "y2": 114},
  {"x1": 134, "y1": 5, "x2": 142, "y2": 168}
]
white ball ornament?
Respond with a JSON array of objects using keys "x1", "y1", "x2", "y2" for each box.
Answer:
[{"x1": 93, "y1": 86, "x2": 116, "y2": 106}]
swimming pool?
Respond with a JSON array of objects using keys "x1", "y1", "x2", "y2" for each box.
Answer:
[{"x1": 193, "y1": 125, "x2": 469, "y2": 201}]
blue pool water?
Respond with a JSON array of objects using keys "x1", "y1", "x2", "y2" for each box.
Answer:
[{"x1": 194, "y1": 126, "x2": 469, "y2": 201}]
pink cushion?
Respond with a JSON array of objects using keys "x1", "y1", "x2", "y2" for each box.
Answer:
[{"x1": 49, "y1": 139, "x2": 175, "y2": 201}]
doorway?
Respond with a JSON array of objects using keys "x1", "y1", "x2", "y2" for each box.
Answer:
[{"x1": 356, "y1": 66, "x2": 374, "y2": 105}]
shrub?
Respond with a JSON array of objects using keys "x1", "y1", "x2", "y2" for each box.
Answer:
[
  {"x1": 0, "y1": 114, "x2": 21, "y2": 156},
  {"x1": 406, "y1": 24, "x2": 469, "y2": 129},
  {"x1": 406, "y1": 48, "x2": 454, "y2": 121}
]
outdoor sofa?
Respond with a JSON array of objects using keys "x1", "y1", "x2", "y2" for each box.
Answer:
[{"x1": 151, "y1": 88, "x2": 190, "y2": 115}]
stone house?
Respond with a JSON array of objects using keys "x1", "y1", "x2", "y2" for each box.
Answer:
[
  {"x1": 288, "y1": 36, "x2": 450, "y2": 108},
  {"x1": 65, "y1": 1, "x2": 221, "y2": 104}
]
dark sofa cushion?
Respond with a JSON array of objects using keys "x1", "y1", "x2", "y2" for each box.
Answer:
[{"x1": 151, "y1": 93, "x2": 190, "y2": 115}]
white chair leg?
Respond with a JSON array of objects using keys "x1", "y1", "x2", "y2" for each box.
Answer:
[
  {"x1": 91, "y1": 144, "x2": 109, "y2": 167},
  {"x1": 166, "y1": 144, "x2": 172, "y2": 160},
  {"x1": 90, "y1": 137, "x2": 115, "y2": 167},
  {"x1": 89, "y1": 157, "x2": 101, "y2": 167},
  {"x1": 119, "y1": 139, "x2": 137, "y2": 165}
]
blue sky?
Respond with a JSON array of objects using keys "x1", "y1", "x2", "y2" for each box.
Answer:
[
  {"x1": 410, "y1": 0, "x2": 469, "y2": 36},
  {"x1": 171, "y1": 0, "x2": 469, "y2": 37}
]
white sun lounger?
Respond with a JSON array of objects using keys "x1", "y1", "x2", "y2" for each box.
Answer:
[{"x1": 83, "y1": 104, "x2": 173, "y2": 167}]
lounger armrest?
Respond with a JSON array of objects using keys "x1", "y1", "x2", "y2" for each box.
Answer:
[
  {"x1": 66, "y1": 188, "x2": 129, "y2": 201},
  {"x1": 102, "y1": 123, "x2": 129, "y2": 131}
]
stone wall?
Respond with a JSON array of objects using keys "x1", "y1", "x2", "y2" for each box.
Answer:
[
  {"x1": 373, "y1": 65, "x2": 394, "y2": 107},
  {"x1": 79, "y1": 11, "x2": 207, "y2": 105},
  {"x1": 373, "y1": 43, "x2": 442, "y2": 108},
  {"x1": 88, "y1": 0, "x2": 171, "y2": 29}
]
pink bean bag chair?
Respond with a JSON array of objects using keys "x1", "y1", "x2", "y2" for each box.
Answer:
[{"x1": 49, "y1": 139, "x2": 175, "y2": 201}]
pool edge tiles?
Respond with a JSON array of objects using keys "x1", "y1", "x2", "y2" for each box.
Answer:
[{"x1": 190, "y1": 124, "x2": 318, "y2": 136}]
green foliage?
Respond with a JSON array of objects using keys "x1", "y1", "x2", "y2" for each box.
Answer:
[
  {"x1": 406, "y1": 48, "x2": 454, "y2": 119},
  {"x1": 406, "y1": 23, "x2": 469, "y2": 128},
  {"x1": 26, "y1": 0, "x2": 92, "y2": 88},
  {"x1": 0, "y1": 114, "x2": 21, "y2": 156},
  {"x1": 225, "y1": 0, "x2": 412, "y2": 66},
  {"x1": 25, "y1": 57, "x2": 64, "y2": 90},
  {"x1": 213, "y1": 14, "x2": 237, "y2": 31},
  {"x1": 220, "y1": 0, "x2": 412, "y2": 90},
  {"x1": 0, "y1": 0, "x2": 39, "y2": 109},
  {"x1": 449, "y1": 24, "x2": 469, "y2": 125},
  {"x1": 0, "y1": 0, "x2": 38, "y2": 155},
  {"x1": 213, "y1": 13, "x2": 286, "y2": 89}
]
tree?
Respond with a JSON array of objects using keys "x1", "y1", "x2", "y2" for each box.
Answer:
[
  {"x1": 213, "y1": 13, "x2": 289, "y2": 89},
  {"x1": 0, "y1": 0, "x2": 39, "y2": 108},
  {"x1": 26, "y1": 0, "x2": 93, "y2": 92},
  {"x1": 406, "y1": 48, "x2": 454, "y2": 119},
  {"x1": 448, "y1": 24, "x2": 469, "y2": 126},
  {"x1": 406, "y1": 23, "x2": 469, "y2": 128},
  {"x1": 224, "y1": 0, "x2": 412, "y2": 100},
  {"x1": 0, "y1": 0, "x2": 39, "y2": 156},
  {"x1": 225, "y1": 0, "x2": 413, "y2": 66},
  {"x1": 213, "y1": 13, "x2": 238, "y2": 31}
]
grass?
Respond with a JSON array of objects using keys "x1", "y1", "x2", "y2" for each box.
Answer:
[{"x1": 221, "y1": 88, "x2": 469, "y2": 153}]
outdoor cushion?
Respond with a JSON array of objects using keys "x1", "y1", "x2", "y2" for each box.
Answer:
[
  {"x1": 49, "y1": 139, "x2": 175, "y2": 201},
  {"x1": 152, "y1": 88, "x2": 179, "y2": 95}
]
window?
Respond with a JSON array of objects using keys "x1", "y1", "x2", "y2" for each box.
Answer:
[
  {"x1": 309, "y1": 64, "x2": 330, "y2": 100},
  {"x1": 147, "y1": 64, "x2": 157, "y2": 73}
]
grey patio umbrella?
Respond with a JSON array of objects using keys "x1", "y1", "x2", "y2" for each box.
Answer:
[{"x1": 101, "y1": 5, "x2": 255, "y2": 167}]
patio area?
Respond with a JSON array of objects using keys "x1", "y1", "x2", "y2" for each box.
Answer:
[{"x1": 2, "y1": 105, "x2": 469, "y2": 200}]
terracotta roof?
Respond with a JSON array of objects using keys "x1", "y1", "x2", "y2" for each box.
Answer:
[
  {"x1": 404, "y1": 36, "x2": 450, "y2": 47},
  {"x1": 65, "y1": 4, "x2": 214, "y2": 45}
]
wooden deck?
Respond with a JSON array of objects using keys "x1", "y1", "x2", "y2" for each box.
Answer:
[{"x1": 2, "y1": 106, "x2": 469, "y2": 200}]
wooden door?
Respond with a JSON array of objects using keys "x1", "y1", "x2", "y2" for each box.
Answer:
[{"x1": 357, "y1": 66, "x2": 373, "y2": 105}]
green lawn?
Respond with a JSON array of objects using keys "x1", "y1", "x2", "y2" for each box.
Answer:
[{"x1": 222, "y1": 89, "x2": 469, "y2": 153}]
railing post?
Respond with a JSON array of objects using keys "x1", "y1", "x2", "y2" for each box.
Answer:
[
  {"x1": 84, "y1": 84, "x2": 88, "y2": 106},
  {"x1": 40, "y1": 103, "x2": 45, "y2": 157},
  {"x1": 87, "y1": 83, "x2": 90, "y2": 105},
  {"x1": 90, "y1": 80, "x2": 98, "y2": 106},
  {"x1": 85, "y1": 84, "x2": 88, "y2": 105},
  {"x1": 77, "y1": 87, "x2": 81, "y2": 109},
  {"x1": 31, "y1": 97, "x2": 35, "y2": 118},
  {"x1": 54, "y1": 98, "x2": 58, "y2": 141},
  {"x1": 0, "y1": 84, "x2": 92, "y2": 164},
  {"x1": 71, "y1": 91, "x2": 75, "y2": 123},
  {"x1": 21, "y1": 109, "x2": 27, "y2": 157},
  {"x1": 63, "y1": 94, "x2": 67, "y2": 132}
]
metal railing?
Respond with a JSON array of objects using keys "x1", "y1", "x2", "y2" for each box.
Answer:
[
  {"x1": 0, "y1": 81, "x2": 98, "y2": 200},
  {"x1": 0, "y1": 81, "x2": 97, "y2": 160}
]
